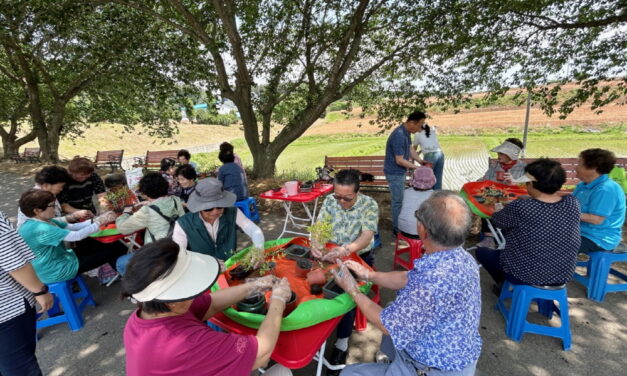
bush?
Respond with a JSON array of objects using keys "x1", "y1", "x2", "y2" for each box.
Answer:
[
  {"x1": 194, "y1": 110, "x2": 239, "y2": 126},
  {"x1": 328, "y1": 100, "x2": 351, "y2": 112}
]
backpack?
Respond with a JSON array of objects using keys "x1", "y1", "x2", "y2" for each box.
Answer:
[{"x1": 147, "y1": 198, "x2": 180, "y2": 241}]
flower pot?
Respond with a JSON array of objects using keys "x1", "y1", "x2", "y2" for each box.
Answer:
[
  {"x1": 283, "y1": 291, "x2": 297, "y2": 317},
  {"x1": 237, "y1": 294, "x2": 266, "y2": 314},
  {"x1": 323, "y1": 278, "x2": 345, "y2": 300},
  {"x1": 306, "y1": 268, "x2": 327, "y2": 286},
  {"x1": 284, "y1": 244, "x2": 311, "y2": 260},
  {"x1": 230, "y1": 265, "x2": 253, "y2": 280},
  {"x1": 310, "y1": 284, "x2": 323, "y2": 295},
  {"x1": 295, "y1": 259, "x2": 312, "y2": 278}
]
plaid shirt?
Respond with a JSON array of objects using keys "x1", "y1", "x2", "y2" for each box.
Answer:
[{"x1": 317, "y1": 193, "x2": 379, "y2": 253}]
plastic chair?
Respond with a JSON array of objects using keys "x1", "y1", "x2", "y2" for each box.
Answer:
[
  {"x1": 354, "y1": 285, "x2": 380, "y2": 331},
  {"x1": 36, "y1": 275, "x2": 97, "y2": 332},
  {"x1": 496, "y1": 281, "x2": 571, "y2": 350},
  {"x1": 235, "y1": 197, "x2": 260, "y2": 222},
  {"x1": 393, "y1": 232, "x2": 423, "y2": 270},
  {"x1": 573, "y1": 244, "x2": 627, "y2": 302}
]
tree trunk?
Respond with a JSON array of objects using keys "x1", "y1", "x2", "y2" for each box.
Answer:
[
  {"x1": 251, "y1": 144, "x2": 279, "y2": 178},
  {"x1": 1, "y1": 129, "x2": 37, "y2": 159}
]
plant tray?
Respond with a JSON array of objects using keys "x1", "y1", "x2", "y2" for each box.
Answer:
[
  {"x1": 323, "y1": 278, "x2": 345, "y2": 299},
  {"x1": 284, "y1": 244, "x2": 311, "y2": 260}
]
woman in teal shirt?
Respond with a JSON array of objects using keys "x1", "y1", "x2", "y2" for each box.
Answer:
[
  {"x1": 17, "y1": 189, "x2": 125, "y2": 284},
  {"x1": 574, "y1": 148, "x2": 626, "y2": 252}
]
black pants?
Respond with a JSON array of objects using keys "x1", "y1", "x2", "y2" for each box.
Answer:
[
  {"x1": 336, "y1": 250, "x2": 375, "y2": 339},
  {"x1": 475, "y1": 247, "x2": 526, "y2": 285},
  {"x1": 0, "y1": 299, "x2": 42, "y2": 376},
  {"x1": 73, "y1": 237, "x2": 127, "y2": 274}
]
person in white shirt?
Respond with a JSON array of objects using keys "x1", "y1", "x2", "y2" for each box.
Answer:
[
  {"x1": 413, "y1": 123, "x2": 444, "y2": 189},
  {"x1": 397, "y1": 167, "x2": 436, "y2": 237},
  {"x1": 172, "y1": 178, "x2": 264, "y2": 261}
]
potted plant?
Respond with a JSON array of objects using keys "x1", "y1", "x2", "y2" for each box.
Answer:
[
  {"x1": 230, "y1": 247, "x2": 265, "y2": 280},
  {"x1": 103, "y1": 188, "x2": 134, "y2": 213},
  {"x1": 307, "y1": 215, "x2": 333, "y2": 257},
  {"x1": 236, "y1": 294, "x2": 266, "y2": 314},
  {"x1": 295, "y1": 258, "x2": 312, "y2": 278}
]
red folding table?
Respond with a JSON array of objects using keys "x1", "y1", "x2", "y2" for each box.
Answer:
[
  {"x1": 209, "y1": 312, "x2": 343, "y2": 375},
  {"x1": 260, "y1": 184, "x2": 334, "y2": 239}
]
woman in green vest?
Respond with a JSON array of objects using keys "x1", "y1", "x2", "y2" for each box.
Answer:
[{"x1": 172, "y1": 178, "x2": 264, "y2": 260}]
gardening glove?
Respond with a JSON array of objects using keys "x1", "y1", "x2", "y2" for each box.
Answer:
[
  {"x1": 321, "y1": 245, "x2": 351, "y2": 262},
  {"x1": 68, "y1": 210, "x2": 93, "y2": 222},
  {"x1": 310, "y1": 246, "x2": 323, "y2": 259},
  {"x1": 343, "y1": 260, "x2": 370, "y2": 282},
  {"x1": 246, "y1": 275, "x2": 276, "y2": 296},
  {"x1": 93, "y1": 211, "x2": 117, "y2": 226},
  {"x1": 331, "y1": 260, "x2": 359, "y2": 295},
  {"x1": 270, "y1": 277, "x2": 292, "y2": 304}
]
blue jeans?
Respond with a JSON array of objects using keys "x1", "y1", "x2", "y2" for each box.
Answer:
[
  {"x1": 116, "y1": 253, "x2": 134, "y2": 276},
  {"x1": 578, "y1": 236, "x2": 607, "y2": 254},
  {"x1": 423, "y1": 151, "x2": 445, "y2": 190},
  {"x1": 0, "y1": 299, "x2": 42, "y2": 376},
  {"x1": 386, "y1": 174, "x2": 406, "y2": 230}
]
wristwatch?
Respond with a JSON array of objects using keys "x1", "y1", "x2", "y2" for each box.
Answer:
[{"x1": 33, "y1": 285, "x2": 49, "y2": 296}]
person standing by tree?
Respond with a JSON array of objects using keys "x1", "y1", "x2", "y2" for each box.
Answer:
[
  {"x1": 384, "y1": 111, "x2": 424, "y2": 233},
  {"x1": 0, "y1": 210, "x2": 54, "y2": 376}
]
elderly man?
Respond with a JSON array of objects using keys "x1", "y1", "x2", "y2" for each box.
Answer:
[
  {"x1": 311, "y1": 169, "x2": 379, "y2": 374},
  {"x1": 334, "y1": 191, "x2": 481, "y2": 376}
]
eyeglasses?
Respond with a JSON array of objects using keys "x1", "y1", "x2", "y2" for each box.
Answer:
[
  {"x1": 333, "y1": 194, "x2": 356, "y2": 202},
  {"x1": 202, "y1": 207, "x2": 224, "y2": 212}
]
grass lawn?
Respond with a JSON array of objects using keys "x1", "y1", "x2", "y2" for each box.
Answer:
[{"x1": 194, "y1": 126, "x2": 627, "y2": 177}]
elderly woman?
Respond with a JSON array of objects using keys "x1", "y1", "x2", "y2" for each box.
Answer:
[
  {"x1": 397, "y1": 167, "x2": 436, "y2": 237},
  {"x1": 218, "y1": 148, "x2": 248, "y2": 201},
  {"x1": 17, "y1": 190, "x2": 126, "y2": 284},
  {"x1": 175, "y1": 164, "x2": 197, "y2": 205},
  {"x1": 0, "y1": 211, "x2": 53, "y2": 375},
  {"x1": 115, "y1": 173, "x2": 186, "y2": 274},
  {"x1": 333, "y1": 191, "x2": 481, "y2": 376},
  {"x1": 58, "y1": 157, "x2": 107, "y2": 214},
  {"x1": 574, "y1": 148, "x2": 626, "y2": 253},
  {"x1": 172, "y1": 178, "x2": 264, "y2": 260},
  {"x1": 475, "y1": 159, "x2": 581, "y2": 292},
  {"x1": 17, "y1": 165, "x2": 92, "y2": 228},
  {"x1": 122, "y1": 238, "x2": 293, "y2": 376},
  {"x1": 476, "y1": 138, "x2": 527, "y2": 248}
]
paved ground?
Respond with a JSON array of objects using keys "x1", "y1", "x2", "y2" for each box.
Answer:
[{"x1": 1, "y1": 167, "x2": 626, "y2": 376}]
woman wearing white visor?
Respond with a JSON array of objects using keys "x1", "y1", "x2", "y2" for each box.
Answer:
[{"x1": 122, "y1": 238, "x2": 293, "y2": 376}]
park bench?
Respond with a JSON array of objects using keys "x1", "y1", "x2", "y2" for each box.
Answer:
[
  {"x1": 324, "y1": 155, "x2": 411, "y2": 191},
  {"x1": 488, "y1": 157, "x2": 627, "y2": 187},
  {"x1": 11, "y1": 147, "x2": 41, "y2": 163},
  {"x1": 133, "y1": 150, "x2": 179, "y2": 171},
  {"x1": 94, "y1": 150, "x2": 124, "y2": 172}
]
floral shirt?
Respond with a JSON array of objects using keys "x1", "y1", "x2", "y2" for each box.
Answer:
[
  {"x1": 316, "y1": 194, "x2": 379, "y2": 254},
  {"x1": 161, "y1": 172, "x2": 181, "y2": 196},
  {"x1": 380, "y1": 247, "x2": 482, "y2": 371}
]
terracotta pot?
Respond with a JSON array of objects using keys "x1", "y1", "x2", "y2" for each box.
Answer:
[
  {"x1": 295, "y1": 259, "x2": 312, "y2": 278},
  {"x1": 306, "y1": 268, "x2": 326, "y2": 286}
]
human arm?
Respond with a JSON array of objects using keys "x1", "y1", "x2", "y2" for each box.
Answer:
[
  {"x1": 9, "y1": 264, "x2": 54, "y2": 313},
  {"x1": 322, "y1": 230, "x2": 374, "y2": 261},
  {"x1": 253, "y1": 278, "x2": 291, "y2": 369},
  {"x1": 171, "y1": 222, "x2": 188, "y2": 250},
  {"x1": 235, "y1": 209, "x2": 264, "y2": 249},
  {"x1": 395, "y1": 155, "x2": 417, "y2": 169},
  {"x1": 115, "y1": 206, "x2": 150, "y2": 235},
  {"x1": 578, "y1": 186, "x2": 616, "y2": 225},
  {"x1": 581, "y1": 213, "x2": 605, "y2": 225},
  {"x1": 490, "y1": 200, "x2": 520, "y2": 230},
  {"x1": 344, "y1": 260, "x2": 409, "y2": 290}
]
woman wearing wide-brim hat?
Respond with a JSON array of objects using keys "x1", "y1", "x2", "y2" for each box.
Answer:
[
  {"x1": 172, "y1": 178, "x2": 264, "y2": 260},
  {"x1": 122, "y1": 238, "x2": 293, "y2": 376}
]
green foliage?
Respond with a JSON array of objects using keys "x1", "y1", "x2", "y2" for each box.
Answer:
[
  {"x1": 307, "y1": 215, "x2": 334, "y2": 251},
  {"x1": 194, "y1": 111, "x2": 239, "y2": 126}
]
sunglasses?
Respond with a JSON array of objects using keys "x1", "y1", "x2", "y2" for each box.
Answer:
[
  {"x1": 333, "y1": 194, "x2": 356, "y2": 202},
  {"x1": 202, "y1": 207, "x2": 224, "y2": 212}
]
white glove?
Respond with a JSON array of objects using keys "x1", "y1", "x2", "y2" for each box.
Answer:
[
  {"x1": 246, "y1": 275, "x2": 277, "y2": 296},
  {"x1": 270, "y1": 277, "x2": 292, "y2": 304},
  {"x1": 343, "y1": 260, "x2": 370, "y2": 282},
  {"x1": 93, "y1": 211, "x2": 116, "y2": 226}
]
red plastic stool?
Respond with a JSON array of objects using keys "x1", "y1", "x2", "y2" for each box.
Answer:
[
  {"x1": 354, "y1": 285, "x2": 380, "y2": 331},
  {"x1": 393, "y1": 233, "x2": 424, "y2": 270}
]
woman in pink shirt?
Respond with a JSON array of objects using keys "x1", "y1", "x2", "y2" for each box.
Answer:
[{"x1": 122, "y1": 239, "x2": 293, "y2": 376}]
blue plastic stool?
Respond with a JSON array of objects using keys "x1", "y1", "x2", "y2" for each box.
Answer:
[
  {"x1": 573, "y1": 245, "x2": 627, "y2": 302},
  {"x1": 36, "y1": 275, "x2": 97, "y2": 332},
  {"x1": 496, "y1": 281, "x2": 571, "y2": 350},
  {"x1": 235, "y1": 197, "x2": 260, "y2": 222}
]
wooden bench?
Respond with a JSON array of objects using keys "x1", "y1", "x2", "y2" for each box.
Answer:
[
  {"x1": 94, "y1": 150, "x2": 124, "y2": 172},
  {"x1": 488, "y1": 157, "x2": 627, "y2": 187},
  {"x1": 11, "y1": 147, "x2": 41, "y2": 163},
  {"x1": 324, "y1": 155, "x2": 411, "y2": 191},
  {"x1": 133, "y1": 150, "x2": 179, "y2": 171}
]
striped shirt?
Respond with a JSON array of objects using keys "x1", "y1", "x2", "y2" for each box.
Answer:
[{"x1": 0, "y1": 211, "x2": 37, "y2": 324}]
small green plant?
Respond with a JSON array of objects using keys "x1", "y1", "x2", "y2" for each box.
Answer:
[
  {"x1": 239, "y1": 246, "x2": 265, "y2": 271},
  {"x1": 104, "y1": 188, "x2": 133, "y2": 212},
  {"x1": 308, "y1": 215, "x2": 334, "y2": 254}
]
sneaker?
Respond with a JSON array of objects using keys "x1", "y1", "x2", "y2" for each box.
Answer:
[
  {"x1": 326, "y1": 347, "x2": 347, "y2": 376},
  {"x1": 476, "y1": 236, "x2": 496, "y2": 249}
]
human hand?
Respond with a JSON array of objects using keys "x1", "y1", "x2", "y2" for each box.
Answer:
[
  {"x1": 72, "y1": 210, "x2": 93, "y2": 221},
  {"x1": 321, "y1": 245, "x2": 350, "y2": 262},
  {"x1": 246, "y1": 275, "x2": 277, "y2": 296},
  {"x1": 270, "y1": 277, "x2": 292, "y2": 304},
  {"x1": 35, "y1": 292, "x2": 54, "y2": 313},
  {"x1": 331, "y1": 260, "x2": 359, "y2": 295},
  {"x1": 503, "y1": 172, "x2": 513, "y2": 185},
  {"x1": 94, "y1": 211, "x2": 117, "y2": 225},
  {"x1": 343, "y1": 260, "x2": 370, "y2": 282}
]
